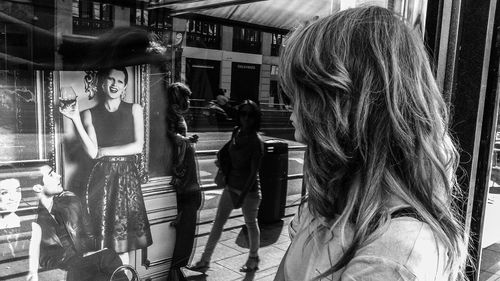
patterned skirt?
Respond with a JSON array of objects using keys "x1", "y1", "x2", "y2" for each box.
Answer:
[{"x1": 85, "y1": 155, "x2": 152, "y2": 253}]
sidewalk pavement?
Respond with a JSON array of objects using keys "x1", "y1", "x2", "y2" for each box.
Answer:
[{"x1": 183, "y1": 204, "x2": 298, "y2": 281}]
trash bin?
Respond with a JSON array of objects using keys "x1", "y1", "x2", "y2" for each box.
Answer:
[{"x1": 258, "y1": 140, "x2": 288, "y2": 224}]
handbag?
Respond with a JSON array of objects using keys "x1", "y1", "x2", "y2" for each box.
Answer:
[
  {"x1": 214, "y1": 133, "x2": 232, "y2": 186},
  {"x1": 217, "y1": 140, "x2": 231, "y2": 175},
  {"x1": 110, "y1": 264, "x2": 139, "y2": 281},
  {"x1": 214, "y1": 168, "x2": 226, "y2": 187}
]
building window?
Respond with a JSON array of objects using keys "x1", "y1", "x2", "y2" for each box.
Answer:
[
  {"x1": 233, "y1": 26, "x2": 261, "y2": 54},
  {"x1": 72, "y1": 0, "x2": 113, "y2": 36},
  {"x1": 186, "y1": 19, "x2": 221, "y2": 50},
  {"x1": 72, "y1": 1, "x2": 79, "y2": 17},
  {"x1": 133, "y1": 7, "x2": 149, "y2": 26},
  {"x1": 271, "y1": 33, "x2": 284, "y2": 56},
  {"x1": 131, "y1": 6, "x2": 171, "y2": 41},
  {"x1": 270, "y1": 65, "x2": 279, "y2": 76}
]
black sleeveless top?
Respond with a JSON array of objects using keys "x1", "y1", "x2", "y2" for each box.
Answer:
[{"x1": 90, "y1": 102, "x2": 135, "y2": 147}]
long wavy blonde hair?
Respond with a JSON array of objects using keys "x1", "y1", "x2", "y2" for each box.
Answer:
[{"x1": 279, "y1": 6, "x2": 467, "y2": 280}]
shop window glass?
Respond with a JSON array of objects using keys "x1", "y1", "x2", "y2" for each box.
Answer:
[{"x1": 0, "y1": 70, "x2": 48, "y2": 164}]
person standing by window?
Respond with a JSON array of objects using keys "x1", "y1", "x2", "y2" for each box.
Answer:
[
  {"x1": 60, "y1": 67, "x2": 152, "y2": 265},
  {"x1": 165, "y1": 82, "x2": 202, "y2": 281}
]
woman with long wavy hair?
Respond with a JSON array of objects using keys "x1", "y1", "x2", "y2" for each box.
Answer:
[{"x1": 274, "y1": 6, "x2": 468, "y2": 281}]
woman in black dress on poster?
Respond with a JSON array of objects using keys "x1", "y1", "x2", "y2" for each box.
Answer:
[{"x1": 60, "y1": 67, "x2": 152, "y2": 265}]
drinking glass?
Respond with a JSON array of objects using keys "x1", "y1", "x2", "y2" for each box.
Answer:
[{"x1": 60, "y1": 86, "x2": 77, "y2": 110}]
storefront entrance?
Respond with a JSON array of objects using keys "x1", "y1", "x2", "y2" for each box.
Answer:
[
  {"x1": 230, "y1": 62, "x2": 260, "y2": 103},
  {"x1": 185, "y1": 58, "x2": 220, "y2": 102}
]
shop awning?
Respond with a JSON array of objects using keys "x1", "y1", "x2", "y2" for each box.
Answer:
[{"x1": 149, "y1": 0, "x2": 335, "y2": 31}]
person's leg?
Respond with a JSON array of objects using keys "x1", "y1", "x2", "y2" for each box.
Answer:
[
  {"x1": 200, "y1": 188, "x2": 234, "y2": 262},
  {"x1": 171, "y1": 191, "x2": 202, "y2": 268},
  {"x1": 241, "y1": 190, "x2": 261, "y2": 258},
  {"x1": 240, "y1": 190, "x2": 262, "y2": 272}
]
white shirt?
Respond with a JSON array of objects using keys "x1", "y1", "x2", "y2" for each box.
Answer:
[{"x1": 278, "y1": 203, "x2": 449, "y2": 281}]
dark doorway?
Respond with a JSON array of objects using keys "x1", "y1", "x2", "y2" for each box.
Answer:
[
  {"x1": 230, "y1": 62, "x2": 260, "y2": 103},
  {"x1": 185, "y1": 58, "x2": 220, "y2": 102}
]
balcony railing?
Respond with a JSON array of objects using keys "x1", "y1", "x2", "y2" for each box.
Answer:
[
  {"x1": 233, "y1": 38, "x2": 261, "y2": 54},
  {"x1": 186, "y1": 33, "x2": 221, "y2": 49},
  {"x1": 73, "y1": 17, "x2": 113, "y2": 36}
]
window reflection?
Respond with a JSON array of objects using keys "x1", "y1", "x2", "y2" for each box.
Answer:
[
  {"x1": 0, "y1": 0, "x2": 433, "y2": 280},
  {"x1": 0, "y1": 70, "x2": 47, "y2": 164}
]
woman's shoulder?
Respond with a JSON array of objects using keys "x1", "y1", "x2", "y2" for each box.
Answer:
[
  {"x1": 251, "y1": 133, "x2": 265, "y2": 151},
  {"x1": 346, "y1": 217, "x2": 447, "y2": 280},
  {"x1": 368, "y1": 217, "x2": 440, "y2": 257}
]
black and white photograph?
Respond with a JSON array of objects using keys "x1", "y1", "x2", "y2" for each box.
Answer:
[{"x1": 1, "y1": 0, "x2": 498, "y2": 281}]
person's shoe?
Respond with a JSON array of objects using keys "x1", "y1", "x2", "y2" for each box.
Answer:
[
  {"x1": 239, "y1": 256, "x2": 260, "y2": 272},
  {"x1": 186, "y1": 260, "x2": 210, "y2": 273}
]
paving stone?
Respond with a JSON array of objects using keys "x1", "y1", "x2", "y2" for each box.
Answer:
[
  {"x1": 194, "y1": 229, "x2": 240, "y2": 248},
  {"x1": 254, "y1": 265, "x2": 279, "y2": 280},
  {"x1": 488, "y1": 243, "x2": 500, "y2": 253},
  {"x1": 184, "y1": 261, "x2": 243, "y2": 281},
  {"x1": 481, "y1": 249, "x2": 500, "y2": 274},
  {"x1": 191, "y1": 243, "x2": 243, "y2": 264},
  {"x1": 272, "y1": 241, "x2": 290, "y2": 251},
  {"x1": 256, "y1": 272, "x2": 279, "y2": 281},
  {"x1": 220, "y1": 238, "x2": 249, "y2": 254},
  {"x1": 217, "y1": 246, "x2": 285, "y2": 273},
  {"x1": 197, "y1": 217, "x2": 246, "y2": 236},
  {"x1": 198, "y1": 207, "x2": 244, "y2": 224},
  {"x1": 281, "y1": 224, "x2": 292, "y2": 234}
]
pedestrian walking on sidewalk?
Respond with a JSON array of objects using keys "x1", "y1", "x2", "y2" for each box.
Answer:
[
  {"x1": 274, "y1": 6, "x2": 468, "y2": 281},
  {"x1": 188, "y1": 99, "x2": 264, "y2": 273}
]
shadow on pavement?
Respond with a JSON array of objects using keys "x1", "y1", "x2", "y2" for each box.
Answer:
[{"x1": 236, "y1": 220, "x2": 285, "y2": 248}]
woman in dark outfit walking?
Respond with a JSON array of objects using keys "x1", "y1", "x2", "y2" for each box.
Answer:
[{"x1": 188, "y1": 99, "x2": 264, "y2": 273}]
